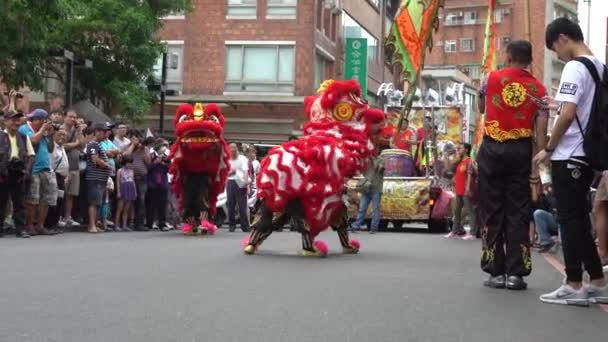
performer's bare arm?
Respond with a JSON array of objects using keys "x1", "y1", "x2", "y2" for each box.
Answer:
[
  {"x1": 478, "y1": 95, "x2": 485, "y2": 113},
  {"x1": 531, "y1": 109, "x2": 550, "y2": 176}
]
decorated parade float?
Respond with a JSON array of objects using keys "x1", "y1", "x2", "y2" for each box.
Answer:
[{"x1": 345, "y1": 0, "x2": 458, "y2": 232}]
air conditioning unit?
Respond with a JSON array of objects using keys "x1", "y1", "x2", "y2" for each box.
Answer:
[
  {"x1": 457, "y1": 11, "x2": 464, "y2": 17},
  {"x1": 503, "y1": 8, "x2": 511, "y2": 15},
  {"x1": 425, "y1": 88, "x2": 440, "y2": 106},
  {"x1": 444, "y1": 82, "x2": 464, "y2": 105}
]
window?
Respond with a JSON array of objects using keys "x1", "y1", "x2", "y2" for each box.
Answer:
[
  {"x1": 461, "y1": 38, "x2": 475, "y2": 52},
  {"x1": 153, "y1": 42, "x2": 184, "y2": 95},
  {"x1": 162, "y1": 10, "x2": 185, "y2": 19},
  {"x1": 462, "y1": 64, "x2": 481, "y2": 80},
  {"x1": 267, "y1": 0, "x2": 297, "y2": 18},
  {"x1": 227, "y1": 0, "x2": 257, "y2": 18},
  {"x1": 343, "y1": 12, "x2": 379, "y2": 63},
  {"x1": 385, "y1": 15, "x2": 393, "y2": 37},
  {"x1": 464, "y1": 11, "x2": 478, "y2": 24},
  {"x1": 316, "y1": 0, "x2": 323, "y2": 30},
  {"x1": 445, "y1": 13, "x2": 460, "y2": 25},
  {"x1": 444, "y1": 40, "x2": 457, "y2": 53},
  {"x1": 500, "y1": 36, "x2": 511, "y2": 49},
  {"x1": 314, "y1": 54, "x2": 326, "y2": 92},
  {"x1": 225, "y1": 43, "x2": 295, "y2": 93},
  {"x1": 495, "y1": 8, "x2": 503, "y2": 23}
]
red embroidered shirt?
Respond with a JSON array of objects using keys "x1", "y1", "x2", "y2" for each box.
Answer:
[{"x1": 484, "y1": 67, "x2": 546, "y2": 142}]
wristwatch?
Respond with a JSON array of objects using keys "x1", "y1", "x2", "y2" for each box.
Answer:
[{"x1": 545, "y1": 146, "x2": 555, "y2": 153}]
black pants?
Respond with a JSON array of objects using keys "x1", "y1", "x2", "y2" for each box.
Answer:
[
  {"x1": 146, "y1": 187, "x2": 168, "y2": 228},
  {"x1": 227, "y1": 179, "x2": 249, "y2": 230},
  {"x1": 182, "y1": 172, "x2": 209, "y2": 224},
  {"x1": 134, "y1": 176, "x2": 147, "y2": 227},
  {"x1": 478, "y1": 137, "x2": 532, "y2": 277},
  {"x1": 45, "y1": 173, "x2": 65, "y2": 229},
  {"x1": 0, "y1": 172, "x2": 26, "y2": 235},
  {"x1": 552, "y1": 159, "x2": 604, "y2": 282}
]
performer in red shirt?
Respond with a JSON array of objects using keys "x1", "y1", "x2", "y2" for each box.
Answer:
[
  {"x1": 393, "y1": 118, "x2": 417, "y2": 152},
  {"x1": 446, "y1": 143, "x2": 477, "y2": 240},
  {"x1": 477, "y1": 40, "x2": 549, "y2": 290}
]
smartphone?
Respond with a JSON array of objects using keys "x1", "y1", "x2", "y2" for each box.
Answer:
[{"x1": 525, "y1": 93, "x2": 548, "y2": 107}]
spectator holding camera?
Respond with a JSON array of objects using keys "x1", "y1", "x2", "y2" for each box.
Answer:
[
  {"x1": 146, "y1": 139, "x2": 170, "y2": 231},
  {"x1": 0, "y1": 110, "x2": 35, "y2": 238},
  {"x1": 60, "y1": 110, "x2": 84, "y2": 226},
  {"x1": 49, "y1": 110, "x2": 64, "y2": 126},
  {"x1": 19, "y1": 109, "x2": 57, "y2": 236},
  {"x1": 124, "y1": 131, "x2": 151, "y2": 230},
  {"x1": 113, "y1": 123, "x2": 131, "y2": 153}
]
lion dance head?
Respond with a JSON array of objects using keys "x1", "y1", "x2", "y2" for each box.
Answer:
[
  {"x1": 168, "y1": 103, "x2": 230, "y2": 215},
  {"x1": 257, "y1": 80, "x2": 385, "y2": 236},
  {"x1": 303, "y1": 79, "x2": 386, "y2": 176}
]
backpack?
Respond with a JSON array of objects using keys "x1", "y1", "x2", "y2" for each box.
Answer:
[{"x1": 574, "y1": 57, "x2": 608, "y2": 171}]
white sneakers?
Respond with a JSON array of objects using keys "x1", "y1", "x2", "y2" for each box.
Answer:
[
  {"x1": 539, "y1": 284, "x2": 590, "y2": 306},
  {"x1": 540, "y1": 280, "x2": 608, "y2": 306}
]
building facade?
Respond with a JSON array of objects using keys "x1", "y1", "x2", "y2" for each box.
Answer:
[
  {"x1": 426, "y1": 0, "x2": 579, "y2": 94},
  {"x1": 153, "y1": 0, "x2": 396, "y2": 143}
]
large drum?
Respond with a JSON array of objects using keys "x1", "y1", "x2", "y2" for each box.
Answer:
[{"x1": 381, "y1": 149, "x2": 415, "y2": 177}]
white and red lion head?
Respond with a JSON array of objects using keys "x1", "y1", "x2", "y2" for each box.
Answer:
[
  {"x1": 168, "y1": 103, "x2": 230, "y2": 215},
  {"x1": 256, "y1": 80, "x2": 385, "y2": 237}
]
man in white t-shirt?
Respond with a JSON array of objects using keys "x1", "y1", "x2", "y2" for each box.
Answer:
[
  {"x1": 227, "y1": 143, "x2": 250, "y2": 232},
  {"x1": 534, "y1": 17, "x2": 607, "y2": 306}
]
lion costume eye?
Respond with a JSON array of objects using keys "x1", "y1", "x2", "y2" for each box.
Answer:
[
  {"x1": 209, "y1": 115, "x2": 220, "y2": 124},
  {"x1": 333, "y1": 103, "x2": 353, "y2": 121},
  {"x1": 178, "y1": 114, "x2": 189, "y2": 123}
]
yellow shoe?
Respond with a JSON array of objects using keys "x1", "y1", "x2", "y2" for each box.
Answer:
[
  {"x1": 302, "y1": 249, "x2": 321, "y2": 257},
  {"x1": 342, "y1": 246, "x2": 359, "y2": 254},
  {"x1": 244, "y1": 245, "x2": 256, "y2": 255}
]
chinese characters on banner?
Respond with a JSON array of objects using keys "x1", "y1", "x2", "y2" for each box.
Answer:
[{"x1": 344, "y1": 38, "x2": 368, "y2": 98}]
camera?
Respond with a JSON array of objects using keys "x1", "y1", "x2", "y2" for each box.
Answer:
[
  {"x1": 3, "y1": 91, "x2": 24, "y2": 99},
  {"x1": 52, "y1": 123, "x2": 62, "y2": 131}
]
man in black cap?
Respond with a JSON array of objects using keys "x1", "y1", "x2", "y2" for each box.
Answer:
[
  {"x1": 0, "y1": 110, "x2": 35, "y2": 237},
  {"x1": 84, "y1": 123, "x2": 112, "y2": 233}
]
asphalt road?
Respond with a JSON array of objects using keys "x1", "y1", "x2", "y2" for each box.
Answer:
[{"x1": 0, "y1": 230, "x2": 606, "y2": 342}]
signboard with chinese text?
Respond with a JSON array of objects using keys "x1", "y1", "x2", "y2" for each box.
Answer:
[{"x1": 344, "y1": 38, "x2": 368, "y2": 98}]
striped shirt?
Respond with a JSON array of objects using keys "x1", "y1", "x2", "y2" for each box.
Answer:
[
  {"x1": 85, "y1": 141, "x2": 111, "y2": 182},
  {"x1": 131, "y1": 146, "x2": 148, "y2": 177}
]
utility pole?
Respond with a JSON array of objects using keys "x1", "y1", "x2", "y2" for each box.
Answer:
[
  {"x1": 159, "y1": 52, "x2": 167, "y2": 135},
  {"x1": 583, "y1": 0, "x2": 592, "y2": 45}
]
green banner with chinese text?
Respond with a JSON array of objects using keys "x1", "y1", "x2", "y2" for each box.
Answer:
[{"x1": 345, "y1": 38, "x2": 368, "y2": 98}]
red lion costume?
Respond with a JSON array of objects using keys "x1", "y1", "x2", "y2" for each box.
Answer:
[
  {"x1": 168, "y1": 103, "x2": 230, "y2": 235},
  {"x1": 242, "y1": 80, "x2": 385, "y2": 256}
]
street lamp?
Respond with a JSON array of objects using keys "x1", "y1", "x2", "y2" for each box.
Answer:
[{"x1": 49, "y1": 49, "x2": 93, "y2": 108}]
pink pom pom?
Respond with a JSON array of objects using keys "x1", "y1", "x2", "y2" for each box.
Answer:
[
  {"x1": 313, "y1": 240, "x2": 328, "y2": 256},
  {"x1": 207, "y1": 224, "x2": 218, "y2": 235},
  {"x1": 181, "y1": 223, "x2": 193, "y2": 233},
  {"x1": 242, "y1": 236, "x2": 251, "y2": 249},
  {"x1": 349, "y1": 239, "x2": 360, "y2": 249}
]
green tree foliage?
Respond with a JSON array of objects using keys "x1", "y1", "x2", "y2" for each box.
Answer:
[
  {"x1": 0, "y1": 0, "x2": 77, "y2": 90},
  {"x1": 0, "y1": 0, "x2": 192, "y2": 120}
]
